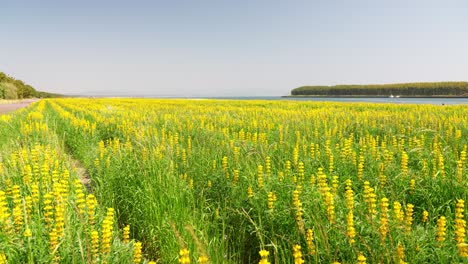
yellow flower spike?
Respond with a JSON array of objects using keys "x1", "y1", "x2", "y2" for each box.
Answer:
[
  {"x1": 357, "y1": 253, "x2": 366, "y2": 264},
  {"x1": 101, "y1": 208, "x2": 115, "y2": 254},
  {"x1": 379, "y1": 198, "x2": 390, "y2": 241},
  {"x1": 265, "y1": 156, "x2": 271, "y2": 176},
  {"x1": 324, "y1": 191, "x2": 335, "y2": 224},
  {"x1": 133, "y1": 241, "x2": 143, "y2": 263},
  {"x1": 328, "y1": 154, "x2": 334, "y2": 174},
  {"x1": 198, "y1": 255, "x2": 209, "y2": 264},
  {"x1": 233, "y1": 169, "x2": 239, "y2": 184},
  {"x1": 357, "y1": 155, "x2": 364, "y2": 180},
  {"x1": 292, "y1": 244, "x2": 304, "y2": 264},
  {"x1": 90, "y1": 230, "x2": 100, "y2": 262},
  {"x1": 74, "y1": 180, "x2": 86, "y2": 214},
  {"x1": 123, "y1": 225, "x2": 130, "y2": 243},
  {"x1": 409, "y1": 179, "x2": 415, "y2": 194},
  {"x1": 363, "y1": 182, "x2": 377, "y2": 216},
  {"x1": 25, "y1": 196, "x2": 33, "y2": 215},
  {"x1": 293, "y1": 146, "x2": 299, "y2": 166},
  {"x1": 24, "y1": 228, "x2": 32, "y2": 238},
  {"x1": 267, "y1": 192, "x2": 276, "y2": 211},
  {"x1": 401, "y1": 151, "x2": 408, "y2": 176},
  {"x1": 317, "y1": 168, "x2": 328, "y2": 195},
  {"x1": 306, "y1": 229, "x2": 316, "y2": 254},
  {"x1": 285, "y1": 160, "x2": 291, "y2": 173},
  {"x1": 247, "y1": 186, "x2": 254, "y2": 198},
  {"x1": 396, "y1": 243, "x2": 406, "y2": 263},
  {"x1": 211, "y1": 160, "x2": 216, "y2": 171},
  {"x1": 178, "y1": 248, "x2": 190, "y2": 264},
  {"x1": 222, "y1": 156, "x2": 229, "y2": 178},
  {"x1": 49, "y1": 228, "x2": 59, "y2": 261},
  {"x1": 405, "y1": 204, "x2": 414, "y2": 233},
  {"x1": 331, "y1": 175, "x2": 339, "y2": 194},
  {"x1": 258, "y1": 249, "x2": 270, "y2": 264},
  {"x1": 346, "y1": 210, "x2": 356, "y2": 245},
  {"x1": 435, "y1": 217, "x2": 445, "y2": 243},
  {"x1": 344, "y1": 179, "x2": 354, "y2": 210},
  {"x1": 438, "y1": 154, "x2": 445, "y2": 178},
  {"x1": 0, "y1": 253, "x2": 6, "y2": 264},
  {"x1": 12, "y1": 205, "x2": 23, "y2": 232},
  {"x1": 189, "y1": 179, "x2": 194, "y2": 189},
  {"x1": 292, "y1": 189, "x2": 304, "y2": 232},
  {"x1": 43, "y1": 192, "x2": 54, "y2": 229},
  {"x1": 455, "y1": 199, "x2": 467, "y2": 256},
  {"x1": 54, "y1": 203, "x2": 65, "y2": 237},
  {"x1": 393, "y1": 202, "x2": 404, "y2": 226},
  {"x1": 458, "y1": 243, "x2": 468, "y2": 258},
  {"x1": 11, "y1": 185, "x2": 21, "y2": 206},
  {"x1": 422, "y1": 210, "x2": 429, "y2": 223},
  {"x1": 297, "y1": 161, "x2": 305, "y2": 182},
  {"x1": 86, "y1": 194, "x2": 98, "y2": 226},
  {"x1": 257, "y1": 165, "x2": 264, "y2": 189}
]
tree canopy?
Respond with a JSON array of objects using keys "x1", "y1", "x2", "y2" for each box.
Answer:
[
  {"x1": 291, "y1": 82, "x2": 468, "y2": 96},
  {"x1": 0, "y1": 71, "x2": 62, "y2": 99}
]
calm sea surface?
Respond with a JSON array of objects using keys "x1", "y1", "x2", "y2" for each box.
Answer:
[{"x1": 203, "y1": 97, "x2": 468, "y2": 105}]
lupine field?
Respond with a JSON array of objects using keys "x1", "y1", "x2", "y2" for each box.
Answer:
[{"x1": 0, "y1": 98, "x2": 467, "y2": 263}]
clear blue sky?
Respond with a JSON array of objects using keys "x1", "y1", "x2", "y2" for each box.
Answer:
[{"x1": 1, "y1": 0, "x2": 467, "y2": 96}]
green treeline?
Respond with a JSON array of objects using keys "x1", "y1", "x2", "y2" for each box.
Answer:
[
  {"x1": 291, "y1": 82, "x2": 468, "y2": 96},
  {"x1": 0, "y1": 71, "x2": 62, "y2": 99}
]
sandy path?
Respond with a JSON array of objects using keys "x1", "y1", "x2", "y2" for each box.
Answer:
[{"x1": 0, "y1": 99, "x2": 38, "y2": 115}]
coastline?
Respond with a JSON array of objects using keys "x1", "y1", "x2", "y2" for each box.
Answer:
[{"x1": 283, "y1": 95, "x2": 468, "y2": 98}]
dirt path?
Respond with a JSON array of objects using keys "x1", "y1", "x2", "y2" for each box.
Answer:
[
  {"x1": 0, "y1": 99, "x2": 38, "y2": 115},
  {"x1": 70, "y1": 157, "x2": 92, "y2": 192}
]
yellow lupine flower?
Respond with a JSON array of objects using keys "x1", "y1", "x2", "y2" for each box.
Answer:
[
  {"x1": 292, "y1": 244, "x2": 304, "y2": 264},
  {"x1": 133, "y1": 241, "x2": 143, "y2": 263},
  {"x1": 379, "y1": 198, "x2": 390, "y2": 240},
  {"x1": 198, "y1": 255, "x2": 209, "y2": 264},
  {"x1": 178, "y1": 248, "x2": 190, "y2": 264},
  {"x1": 405, "y1": 204, "x2": 414, "y2": 233},
  {"x1": 24, "y1": 228, "x2": 32, "y2": 238},
  {"x1": 259, "y1": 249, "x2": 270, "y2": 264},
  {"x1": 422, "y1": 210, "x2": 429, "y2": 223},
  {"x1": 123, "y1": 225, "x2": 130, "y2": 243},
  {"x1": 306, "y1": 229, "x2": 316, "y2": 254},
  {"x1": 101, "y1": 208, "x2": 115, "y2": 254},
  {"x1": 90, "y1": 230, "x2": 100, "y2": 262},
  {"x1": 357, "y1": 253, "x2": 366, "y2": 264}
]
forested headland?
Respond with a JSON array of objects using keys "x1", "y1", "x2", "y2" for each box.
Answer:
[
  {"x1": 0, "y1": 71, "x2": 62, "y2": 99},
  {"x1": 291, "y1": 82, "x2": 468, "y2": 97}
]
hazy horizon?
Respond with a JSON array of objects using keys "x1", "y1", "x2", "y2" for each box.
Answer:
[{"x1": 2, "y1": 0, "x2": 468, "y2": 97}]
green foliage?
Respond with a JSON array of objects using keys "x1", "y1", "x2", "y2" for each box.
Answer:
[
  {"x1": 291, "y1": 82, "x2": 468, "y2": 96},
  {"x1": 36, "y1": 98, "x2": 468, "y2": 263},
  {"x1": 0, "y1": 71, "x2": 62, "y2": 99},
  {"x1": 0, "y1": 102, "x2": 140, "y2": 263},
  {"x1": 1, "y1": 82, "x2": 18, "y2": 99}
]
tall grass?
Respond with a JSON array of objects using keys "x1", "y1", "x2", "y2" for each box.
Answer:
[
  {"x1": 0, "y1": 101, "x2": 153, "y2": 263},
  {"x1": 35, "y1": 98, "x2": 467, "y2": 263}
]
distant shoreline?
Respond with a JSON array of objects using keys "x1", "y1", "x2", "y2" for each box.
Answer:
[
  {"x1": 283, "y1": 95, "x2": 468, "y2": 98},
  {"x1": 291, "y1": 82, "x2": 468, "y2": 97}
]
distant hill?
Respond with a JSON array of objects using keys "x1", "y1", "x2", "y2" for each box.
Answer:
[
  {"x1": 291, "y1": 82, "x2": 468, "y2": 97},
  {"x1": 0, "y1": 71, "x2": 62, "y2": 99}
]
